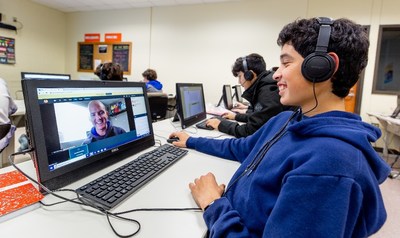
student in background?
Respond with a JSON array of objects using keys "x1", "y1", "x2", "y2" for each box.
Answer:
[
  {"x1": 94, "y1": 62, "x2": 124, "y2": 81},
  {"x1": 170, "y1": 17, "x2": 390, "y2": 237},
  {"x1": 0, "y1": 77, "x2": 17, "y2": 152},
  {"x1": 206, "y1": 53, "x2": 285, "y2": 138},
  {"x1": 142, "y1": 69, "x2": 163, "y2": 92}
]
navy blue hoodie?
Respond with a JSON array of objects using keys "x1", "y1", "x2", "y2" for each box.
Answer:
[{"x1": 187, "y1": 110, "x2": 390, "y2": 237}]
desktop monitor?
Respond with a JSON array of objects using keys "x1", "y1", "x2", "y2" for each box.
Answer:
[
  {"x1": 175, "y1": 83, "x2": 207, "y2": 129},
  {"x1": 217, "y1": 84, "x2": 233, "y2": 110},
  {"x1": 22, "y1": 79, "x2": 154, "y2": 191},
  {"x1": 233, "y1": 85, "x2": 243, "y2": 103},
  {"x1": 21, "y1": 72, "x2": 71, "y2": 80}
]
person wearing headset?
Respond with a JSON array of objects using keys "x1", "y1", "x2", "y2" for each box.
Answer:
[
  {"x1": 169, "y1": 17, "x2": 390, "y2": 237},
  {"x1": 94, "y1": 62, "x2": 124, "y2": 81},
  {"x1": 0, "y1": 77, "x2": 17, "y2": 152},
  {"x1": 206, "y1": 53, "x2": 286, "y2": 138}
]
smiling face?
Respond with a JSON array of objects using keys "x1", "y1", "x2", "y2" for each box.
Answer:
[
  {"x1": 88, "y1": 101, "x2": 109, "y2": 136},
  {"x1": 273, "y1": 43, "x2": 343, "y2": 115},
  {"x1": 273, "y1": 44, "x2": 319, "y2": 111}
]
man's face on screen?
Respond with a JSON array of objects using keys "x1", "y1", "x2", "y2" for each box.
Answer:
[{"x1": 89, "y1": 101, "x2": 109, "y2": 135}]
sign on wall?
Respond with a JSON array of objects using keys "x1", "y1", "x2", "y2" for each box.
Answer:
[{"x1": 0, "y1": 36, "x2": 15, "y2": 64}]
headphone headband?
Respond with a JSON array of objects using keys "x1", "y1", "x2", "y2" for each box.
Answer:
[
  {"x1": 315, "y1": 17, "x2": 333, "y2": 53},
  {"x1": 242, "y1": 57, "x2": 248, "y2": 72}
]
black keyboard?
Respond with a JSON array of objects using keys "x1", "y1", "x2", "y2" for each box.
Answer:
[
  {"x1": 76, "y1": 144, "x2": 188, "y2": 210},
  {"x1": 196, "y1": 116, "x2": 225, "y2": 130}
]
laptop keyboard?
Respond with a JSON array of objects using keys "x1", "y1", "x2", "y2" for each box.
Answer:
[{"x1": 76, "y1": 144, "x2": 188, "y2": 210}]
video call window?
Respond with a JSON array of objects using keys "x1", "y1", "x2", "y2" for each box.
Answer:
[{"x1": 36, "y1": 87, "x2": 150, "y2": 171}]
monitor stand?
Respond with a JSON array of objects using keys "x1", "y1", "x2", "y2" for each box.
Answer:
[
  {"x1": 217, "y1": 95, "x2": 223, "y2": 107},
  {"x1": 390, "y1": 95, "x2": 400, "y2": 118},
  {"x1": 172, "y1": 112, "x2": 180, "y2": 122}
]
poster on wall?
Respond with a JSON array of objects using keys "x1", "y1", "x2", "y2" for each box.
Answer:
[{"x1": 0, "y1": 36, "x2": 15, "y2": 64}]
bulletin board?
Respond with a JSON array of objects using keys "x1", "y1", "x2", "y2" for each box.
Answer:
[
  {"x1": 77, "y1": 42, "x2": 132, "y2": 74},
  {"x1": 0, "y1": 36, "x2": 16, "y2": 64}
]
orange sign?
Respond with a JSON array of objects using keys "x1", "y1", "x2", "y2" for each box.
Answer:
[
  {"x1": 84, "y1": 33, "x2": 100, "y2": 42},
  {"x1": 105, "y1": 33, "x2": 122, "y2": 42}
]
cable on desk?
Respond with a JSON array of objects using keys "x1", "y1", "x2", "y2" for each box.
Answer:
[
  {"x1": 154, "y1": 139, "x2": 162, "y2": 147},
  {"x1": 7, "y1": 149, "x2": 201, "y2": 238}
]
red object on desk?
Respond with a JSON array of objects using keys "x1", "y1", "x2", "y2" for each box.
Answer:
[{"x1": 0, "y1": 170, "x2": 44, "y2": 220}]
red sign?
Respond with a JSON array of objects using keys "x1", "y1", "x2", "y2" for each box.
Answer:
[
  {"x1": 105, "y1": 33, "x2": 122, "y2": 42},
  {"x1": 84, "y1": 33, "x2": 100, "y2": 42}
]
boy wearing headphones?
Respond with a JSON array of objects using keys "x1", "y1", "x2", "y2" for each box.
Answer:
[
  {"x1": 206, "y1": 53, "x2": 285, "y2": 138},
  {"x1": 170, "y1": 17, "x2": 390, "y2": 237}
]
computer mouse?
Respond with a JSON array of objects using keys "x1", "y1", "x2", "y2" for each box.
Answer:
[{"x1": 167, "y1": 136, "x2": 180, "y2": 143}]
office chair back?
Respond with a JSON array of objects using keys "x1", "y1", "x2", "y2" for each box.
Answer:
[
  {"x1": 147, "y1": 93, "x2": 168, "y2": 122},
  {"x1": 0, "y1": 124, "x2": 12, "y2": 153}
]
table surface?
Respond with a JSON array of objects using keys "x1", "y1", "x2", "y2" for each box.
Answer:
[
  {"x1": 367, "y1": 112, "x2": 400, "y2": 126},
  {"x1": 0, "y1": 117, "x2": 239, "y2": 238}
]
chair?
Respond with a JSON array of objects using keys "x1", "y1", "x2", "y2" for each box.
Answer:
[{"x1": 147, "y1": 93, "x2": 168, "y2": 122}]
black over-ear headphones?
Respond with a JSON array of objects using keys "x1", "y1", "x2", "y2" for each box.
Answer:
[
  {"x1": 301, "y1": 17, "x2": 335, "y2": 83},
  {"x1": 242, "y1": 57, "x2": 255, "y2": 81}
]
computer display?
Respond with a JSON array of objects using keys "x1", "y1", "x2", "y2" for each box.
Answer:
[
  {"x1": 21, "y1": 72, "x2": 71, "y2": 80},
  {"x1": 22, "y1": 79, "x2": 154, "y2": 190},
  {"x1": 233, "y1": 85, "x2": 243, "y2": 103},
  {"x1": 217, "y1": 84, "x2": 233, "y2": 110},
  {"x1": 175, "y1": 83, "x2": 207, "y2": 129}
]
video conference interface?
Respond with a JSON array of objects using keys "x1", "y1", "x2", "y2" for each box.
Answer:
[{"x1": 36, "y1": 86, "x2": 151, "y2": 172}]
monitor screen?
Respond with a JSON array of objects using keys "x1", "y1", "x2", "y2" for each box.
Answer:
[
  {"x1": 221, "y1": 84, "x2": 233, "y2": 110},
  {"x1": 175, "y1": 83, "x2": 207, "y2": 129},
  {"x1": 233, "y1": 85, "x2": 243, "y2": 103},
  {"x1": 22, "y1": 79, "x2": 154, "y2": 191},
  {"x1": 21, "y1": 72, "x2": 71, "y2": 80}
]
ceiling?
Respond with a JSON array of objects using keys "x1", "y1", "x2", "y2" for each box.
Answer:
[{"x1": 30, "y1": 0, "x2": 241, "y2": 13}]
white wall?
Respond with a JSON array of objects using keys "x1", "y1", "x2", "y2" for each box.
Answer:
[
  {"x1": 1, "y1": 0, "x2": 399, "y2": 148},
  {"x1": 0, "y1": 0, "x2": 66, "y2": 96},
  {"x1": 64, "y1": 0, "x2": 400, "y2": 119}
]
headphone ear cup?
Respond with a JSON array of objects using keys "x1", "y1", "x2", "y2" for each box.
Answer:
[
  {"x1": 244, "y1": 70, "x2": 255, "y2": 81},
  {"x1": 301, "y1": 52, "x2": 335, "y2": 83}
]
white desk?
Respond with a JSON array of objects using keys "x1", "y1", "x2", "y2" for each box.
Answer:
[
  {"x1": 367, "y1": 113, "x2": 400, "y2": 157},
  {"x1": 0, "y1": 119, "x2": 239, "y2": 238}
]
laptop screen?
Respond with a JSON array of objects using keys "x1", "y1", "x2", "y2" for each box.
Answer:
[
  {"x1": 22, "y1": 79, "x2": 154, "y2": 190},
  {"x1": 175, "y1": 83, "x2": 207, "y2": 129}
]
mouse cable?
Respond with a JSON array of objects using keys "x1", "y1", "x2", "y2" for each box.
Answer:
[{"x1": 8, "y1": 150, "x2": 201, "y2": 238}]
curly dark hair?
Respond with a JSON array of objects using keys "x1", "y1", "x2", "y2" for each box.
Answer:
[
  {"x1": 232, "y1": 53, "x2": 267, "y2": 77},
  {"x1": 142, "y1": 69, "x2": 158, "y2": 81},
  {"x1": 277, "y1": 17, "x2": 369, "y2": 98},
  {"x1": 94, "y1": 62, "x2": 124, "y2": 81}
]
